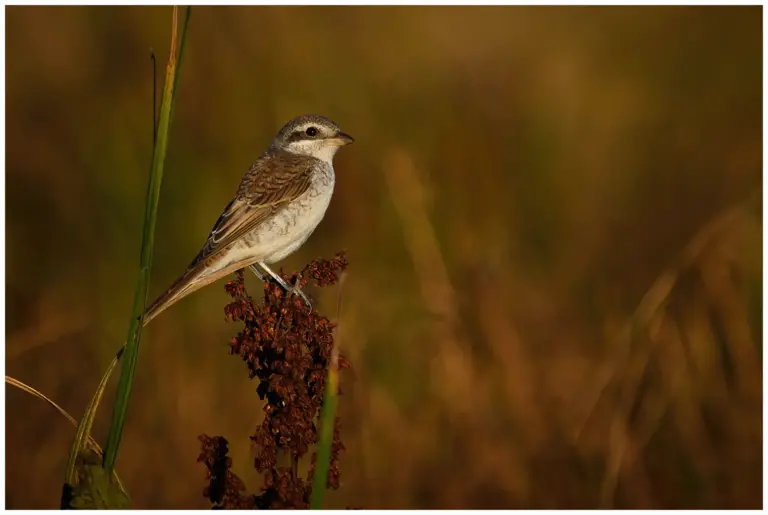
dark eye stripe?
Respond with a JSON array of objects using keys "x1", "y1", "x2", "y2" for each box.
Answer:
[{"x1": 288, "y1": 130, "x2": 312, "y2": 142}]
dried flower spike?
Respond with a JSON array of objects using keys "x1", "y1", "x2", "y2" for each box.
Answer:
[{"x1": 199, "y1": 253, "x2": 350, "y2": 509}]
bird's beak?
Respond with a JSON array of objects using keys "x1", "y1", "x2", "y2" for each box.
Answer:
[{"x1": 332, "y1": 131, "x2": 355, "y2": 146}]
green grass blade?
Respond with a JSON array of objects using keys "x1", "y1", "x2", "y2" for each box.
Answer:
[
  {"x1": 310, "y1": 273, "x2": 347, "y2": 509},
  {"x1": 101, "y1": 5, "x2": 191, "y2": 474},
  {"x1": 170, "y1": 5, "x2": 191, "y2": 120},
  {"x1": 310, "y1": 368, "x2": 339, "y2": 509}
]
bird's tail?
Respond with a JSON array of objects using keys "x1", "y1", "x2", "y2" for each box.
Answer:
[
  {"x1": 106, "y1": 265, "x2": 211, "y2": 362},
  {"x1": 141, "y1": 265, "x2": 212, "y2": 327},
  {"x1": 141, "y1": 253, "x2": 261, "y2": 326}
]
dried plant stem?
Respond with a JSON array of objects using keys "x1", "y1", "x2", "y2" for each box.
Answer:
[
  {"x1": 576, "y1": 195, "x2": 758, "y2": 442},
  {"x1": 64, "y1": 351, "x2": 123, "y2": 486},
  {"x1": 5, "y1": 376, "x2": 126, "y2": 493},
  {"x1": 580, "y1": 194, "x2": 759, "y2": 507},
  {"x1": 383, "y1": 149, "x2": 471, "y2": 415}
]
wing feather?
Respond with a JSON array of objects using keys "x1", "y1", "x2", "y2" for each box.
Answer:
[
  {"x1": 142, "y1": 150, "x2": 320, "y2": 326},
  {"x1": 191, "y1": 151, "x2": 316, "y2": 267}
]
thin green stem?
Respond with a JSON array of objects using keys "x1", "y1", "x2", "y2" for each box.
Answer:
[
  {"x1": 310, "y1": 272, "x2": 346, "y2": 509},
  {"x1": 101, "y1": 6, "x2": 191, "y2": 474},
  {"x1": 310, "y1": 366, "x2": 339, "y2": 509}
]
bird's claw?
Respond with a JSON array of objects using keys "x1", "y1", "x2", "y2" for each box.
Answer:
[
  {"x1": 287, "y1": 278, "x2": 313, "y2": 312},
  {"x1": 250, "y1": 262, "x2": 313, "y2": 312}
]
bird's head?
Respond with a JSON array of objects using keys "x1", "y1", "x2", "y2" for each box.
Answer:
[{"x1": 270, "y1": 114, "x2": 354, "y2": 163}]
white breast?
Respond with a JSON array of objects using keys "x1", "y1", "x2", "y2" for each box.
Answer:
[
  {"x1": 246, "y1": 163, "x2": 335, "y2": 264},
  {"x1": 198, "y1": 160, "x2": 336, "y2": 282}
]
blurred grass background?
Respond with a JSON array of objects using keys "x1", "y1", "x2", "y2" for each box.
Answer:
[{"x1": 5, "y1": 5, "x2": 762, "y2": 509}]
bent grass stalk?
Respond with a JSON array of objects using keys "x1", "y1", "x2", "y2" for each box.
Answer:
[
  {"x1": 63, "y1": 351, "x2": 123, "y2": 488},
  {"x1": 4, "y1": 375, "x2": 125, "y2": 493}
]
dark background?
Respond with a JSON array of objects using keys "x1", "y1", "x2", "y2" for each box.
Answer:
[{"x1": 5, "y1": 6, "x2": 762, "y2": 508}]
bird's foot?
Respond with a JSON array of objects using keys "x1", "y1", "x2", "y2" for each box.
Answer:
[
  {"x1": 253, "y1": 262, "x2": 313, "y2": 312},
  {"x1": 288, "y1": 275, "x2": 313, "y2": 312}
]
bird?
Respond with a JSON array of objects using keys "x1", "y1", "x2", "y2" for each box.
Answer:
[{"x1": 141, "y1": 114, "x2": 354, "y2": 327}]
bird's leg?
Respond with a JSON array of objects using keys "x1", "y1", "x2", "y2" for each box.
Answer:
[
  {"x1": 257, "y1": 262, "x2": 292, "y2": 291},
  {"x1": 258, "y1": 261, "x2": 313, "y2": 310},
  {"x1": 248, "y1": 263, "x2": 267, "y2": 282}
]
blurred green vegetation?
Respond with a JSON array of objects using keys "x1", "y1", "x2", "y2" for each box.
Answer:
[{"x1": 5, "y1": 5, "x2": 761, "y2": 509}]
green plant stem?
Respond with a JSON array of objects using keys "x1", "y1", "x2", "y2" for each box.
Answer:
[
  {"x1": 310, "y1": 363, "x2": 339, "y2": 509},
  {"x1": 170, "y1": 5, "x2": 191, "y2": 120},
  {"x1": 101, "y1": 5, "x2": 190, "y2": 474},
  {"x1": 310, "y1": 273, "x2": 346, "y2": 509}
]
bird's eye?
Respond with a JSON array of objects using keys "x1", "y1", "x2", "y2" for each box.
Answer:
[{"x1": 305, "y1": 127, "x2": 318, "y2": 137}]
